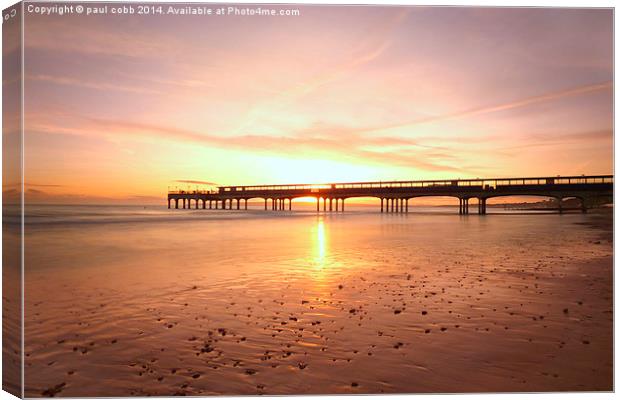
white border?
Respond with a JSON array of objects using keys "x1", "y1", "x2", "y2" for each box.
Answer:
[{"x1": 0, "y1": 1, "x2": 615, "y2": 400}]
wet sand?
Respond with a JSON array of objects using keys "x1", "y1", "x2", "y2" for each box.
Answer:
[{"x1": 23, "y1": 206, "x2": 612, "y2": 396}]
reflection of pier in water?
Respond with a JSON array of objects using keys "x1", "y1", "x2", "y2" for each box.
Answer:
[{"x1": 167, "y1": 175, "x2": 613, "y2": 215}]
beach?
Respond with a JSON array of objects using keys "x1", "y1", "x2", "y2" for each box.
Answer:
[{"x1": 23, "y1": 205, "x2": 613, "y2": 396}]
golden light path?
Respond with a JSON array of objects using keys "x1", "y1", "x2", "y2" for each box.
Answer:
[
  {"x1": 315, "y1": 218, "x2": 326, "y2": 264},
  {"x1": 308, "y1": 218, "x2": 330, "y2": 285}
]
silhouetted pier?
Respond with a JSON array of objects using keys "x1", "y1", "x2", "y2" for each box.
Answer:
[{"x1": 167, "y1": 175, "x2": 613, "y2": 214}]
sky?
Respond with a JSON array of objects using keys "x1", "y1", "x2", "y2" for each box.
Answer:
[{"x1": 16, "y1": 5, "x2": 613, "y2": 203}]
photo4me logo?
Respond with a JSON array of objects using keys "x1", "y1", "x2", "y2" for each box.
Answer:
[{"x1": 25, "y1": 3, "x2": 301, "y2": 16}]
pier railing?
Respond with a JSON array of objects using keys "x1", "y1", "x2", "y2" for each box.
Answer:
[{"x1": 207, "y1": 175, "x2": 613, "y2": 193}]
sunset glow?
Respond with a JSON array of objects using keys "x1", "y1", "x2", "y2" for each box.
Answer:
[{"x1": 18, "y1": 6, "x2": 613, "y2": 203}]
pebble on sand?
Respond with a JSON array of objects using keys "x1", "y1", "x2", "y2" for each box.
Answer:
[{"x1": 42, "y1": 382, "x2": 66, "y2": 397}]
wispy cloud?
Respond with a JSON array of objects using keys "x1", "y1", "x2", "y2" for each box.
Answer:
[
  {"x1": 500, "y1": 129, "x2": 613, "y2": 150},
  {"x1": 31, "y1": 116, "x2": 467, "y2": 173},
  {"x1": 356, "y1": 81, "x2": 613, "y2": 133},
  {"x1": 232, "y1": 9, "x2": 411, "y2": 134},
  {"x1": 175, "y1": 180, "x2": 218, "y2": 185},
  {"x1": 27, "y1": 74, "x2": 162, "y2": 94}
]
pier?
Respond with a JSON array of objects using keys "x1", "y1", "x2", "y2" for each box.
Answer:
[{"x1": 167, "y1": 175, "x2": 613, "y2": 214}]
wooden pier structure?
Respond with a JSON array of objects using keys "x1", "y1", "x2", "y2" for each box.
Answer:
[{"x1": 167, "y1": 175, "x2": 613, "y2": 215}]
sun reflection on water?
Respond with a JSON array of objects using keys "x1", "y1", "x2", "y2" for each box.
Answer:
[
  {"x1": 314, "y1": 218, "x2": 327, "y2": 266},
  {"x1": 308, "y1": 217, "x2": 332, "y2": 290}
]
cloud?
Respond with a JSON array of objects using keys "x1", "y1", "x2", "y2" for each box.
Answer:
[
  {"x1": 30, "y1": 115, "x2": 468, "y2": 173},
  {"x1": 175, "y1": 180, "x2": 218, "y2": 185},
  {"x1": 4, "y1": 183, "x2": 65, "y2": 188},
  {"x1": 21, "y1": 189, "x2": 164, "y2": 205},
  {"x1": 501, "y1": 129, "x2": 612, "y2": 150},
  {"x1": 27, "y1": 74, "x2": 161, "y2": 94},
  {"x1": 25, "y1": 18, "x2": 179, "y2": 59},
  {"x1": 231, "y1": 9, "x2": 411, "y2": 134},
  {"x1": 356, "y1": 81, "x2": 614, "y2": 133}
]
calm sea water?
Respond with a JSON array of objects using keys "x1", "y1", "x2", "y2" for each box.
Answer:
[{"x1": 21, "y1": 204, "x2": 612, "y2": 396}]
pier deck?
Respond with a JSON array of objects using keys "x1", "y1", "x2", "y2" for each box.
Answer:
[{"x1": 167, "y1": 175, "x2": 613, "y2": 214}]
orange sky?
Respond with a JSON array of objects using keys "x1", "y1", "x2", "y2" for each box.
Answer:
[{"x1": 9, "y1": 5, "x2": 613, "y2": 204}]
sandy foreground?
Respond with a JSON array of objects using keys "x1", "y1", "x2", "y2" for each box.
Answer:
[{"x1": 22, "y1": 211, "x2": 612, "y2": 396}]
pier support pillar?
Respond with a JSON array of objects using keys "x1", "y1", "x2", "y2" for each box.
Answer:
[
  {"x1": 342, "y1": 199, "x2": 345, "y2": 212},
  {"x1": 558, "y1": 198, "x2": 563, "y2": 214},
  {"x1": 329, "y1": 198, "x2": 333, "y2": 212},
  {"x1": 168, "y1": 199, "x2": 171, "y2": 209},
  {"x1": 202, "y1": 200, "x2": 206, "y2": 209},
  {"x1": 323, "y1": 198, "x2": 327, "y2": 212},
  {"x1": 317, "y1": 197, "x2": 320, "y2": 212},
  {"x1": 405, "y1": 198, "x2": 409, "y2": 213},
  {"x1": 265, "y1": 199, "x2": 268, "y2": 210},
  {"x1": 245, "y1": 199, "x2": 248, "y2": 210},
  {"x1": 175, "y1": 199, "x2": 179, "y2": 209},
  {"x1": 289, "y1": 198, "x2": 292, "y2": 211},
  {"x1": 380, "y1": 198, "x2": 384, "y2": 213},
  {"x1": 478, "y1": 198, "x2": 486, "y2": 215}
]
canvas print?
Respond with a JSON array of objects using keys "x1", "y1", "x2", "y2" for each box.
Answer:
[{"x1": 2, "y1": 2, "x2": 614, "y2": 397}]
